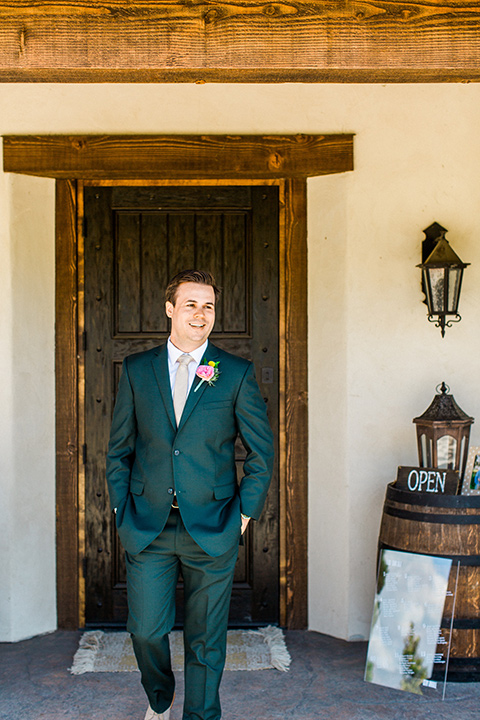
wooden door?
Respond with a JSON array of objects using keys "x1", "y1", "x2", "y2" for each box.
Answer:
[{"x1": 83, "y1": 185, "x2": 279, "y2": 627}]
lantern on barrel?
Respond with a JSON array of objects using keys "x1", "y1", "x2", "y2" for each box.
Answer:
[{"x1": 413, "y1": 382, "x2": 473, "y2": 481}]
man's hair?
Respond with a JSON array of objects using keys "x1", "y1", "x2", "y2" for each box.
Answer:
[{"x1": 165, "y1": 269, "x2": 221, "y2": 306}]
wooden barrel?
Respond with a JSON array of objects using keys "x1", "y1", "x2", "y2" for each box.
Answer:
[{"x1": 379, "y1": 482, "x2": 480, "y2": 681}]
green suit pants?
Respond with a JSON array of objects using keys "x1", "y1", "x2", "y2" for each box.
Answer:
[{"x1": 125, "y1": 509, "x2": 240, "y2": 720}]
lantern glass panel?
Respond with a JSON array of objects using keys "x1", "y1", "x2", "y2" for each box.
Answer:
[
  {"x1": 420, "y1": 433, "x2": 432, "y2": 467},
  {"x1": 460, "y1": 436, "x2": 468, "y2": 480},
  {"x1": 437, "y1": 434, "x2": 456, "y2": 469},
  {"x1": 422, "y1": 272, "x2": 433, "y2": 313},
  {"x1": 427, "y1": 267, "x2": 446, "y2": 314},
  {"x1": 447, "y1": 267, "x2": 461, "y2": 313}
]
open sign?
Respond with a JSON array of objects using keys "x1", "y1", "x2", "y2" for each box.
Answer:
[{"x1": 395, "y1": 466, "x2": 459, "y2": 495}]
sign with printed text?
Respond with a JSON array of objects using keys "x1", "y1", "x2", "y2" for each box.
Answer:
[
  {"x1": 395, "y1": 466, "x2": 459, "y2": 495},
  {"x1": 365, "y1": 549, "x2": 454, "y2": 696}
]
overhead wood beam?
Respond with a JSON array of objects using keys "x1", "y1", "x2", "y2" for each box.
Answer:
[
  {"x1": 2, "y1": 134, "x2": 354, "y2": 179},
  {"x1": 0, "y1": 1, "x2": 479, "y2": 83}
]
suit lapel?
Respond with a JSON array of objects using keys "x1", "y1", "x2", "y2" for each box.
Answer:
[
  {"x1": 151, "y1": 343, "x2": 176, "y2": 431},
  {"x1": 177, "y1": 342, "x2": 220, "y2": 432}
]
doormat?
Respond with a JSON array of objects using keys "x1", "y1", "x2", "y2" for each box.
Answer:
[{"x1": 70, "y1": 626, "x2": 290, "y2": 675}]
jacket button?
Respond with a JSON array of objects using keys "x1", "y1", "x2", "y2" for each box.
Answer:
[
  {"x1": 174, "y1": 449, "x2": 180, "y2": 456},
  {"x1": 167, "y1": 488, "x2": 174, "y2": 495}
]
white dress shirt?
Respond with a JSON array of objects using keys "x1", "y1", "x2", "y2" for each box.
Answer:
[{"x1": 167, "y1": 338, "x2": 209, "y2": 397}]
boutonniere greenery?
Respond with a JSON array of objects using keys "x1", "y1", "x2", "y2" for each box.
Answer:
[{"x1": 194, "y1": 360, "x2": 220, "y2": 392}]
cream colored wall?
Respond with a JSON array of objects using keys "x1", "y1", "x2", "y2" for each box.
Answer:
[
  {"x1": 0, "y1": 151, "x2": 14, "y2": 640},
  {"x1": 1, "y1": 83, "x2": 480, "y2": 641},
  {"x1": 308, "y1": 86, "x2": 480, "y2": 639},
  {"x1": 12, "y1": 174, "x2": 56, "y2": 641},
  {"x1": 0, "y1": 170, "x2": 56, "y2": 642}
]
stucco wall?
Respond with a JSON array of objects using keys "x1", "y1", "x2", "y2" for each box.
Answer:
[
  {"x1": 0, "y1": 148, "x2": 14, "y2": 641},
  {"x1": 0, "y1": 169, "x2": 55, "y2": 642},
  {"x1": 308, "y1": 87, "x2": 480, "y2": 638},
  {"x1": 1, "y1": 84, "x2": 480, "y2": 641}
]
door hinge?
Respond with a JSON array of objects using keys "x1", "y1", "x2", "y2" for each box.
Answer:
[
  {"x1": 82, "y1": 330, "x2": 87, "y2": 351},
  {"x1": 82, "y1": 444, "x2": 87, "y2": 465}
]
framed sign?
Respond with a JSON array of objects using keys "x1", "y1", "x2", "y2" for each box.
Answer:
[
  {"x1": 365, "y1": 549, "x2": 454, "y2": 697},
  {"x1": 461, "y1": 447, "x2": 480, "y2": 495}
]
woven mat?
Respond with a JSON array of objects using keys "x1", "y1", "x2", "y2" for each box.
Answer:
[{"x1": 70, "y1": 626, "x2": 290, "y2": 674}]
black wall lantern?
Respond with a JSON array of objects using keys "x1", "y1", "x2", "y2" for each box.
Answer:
[{"x1": 417, "y1": 222, "x2": 469, "y2": 337}]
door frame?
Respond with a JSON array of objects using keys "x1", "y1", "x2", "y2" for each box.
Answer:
[{"x1": 4, "y1": 133, "x2": 354, "y2": 629}]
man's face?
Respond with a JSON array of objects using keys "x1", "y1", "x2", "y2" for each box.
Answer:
[{"x1": 166, "y1": 282, "x2": 216, "y2": 351}]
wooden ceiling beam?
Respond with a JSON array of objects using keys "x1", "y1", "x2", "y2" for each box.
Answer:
[
  {"x1": 0, "y1": 1, "x2": 479, "y2": 83},
  {"x1": 2, "y1": 134, "x2": 354, "y2": 179}
]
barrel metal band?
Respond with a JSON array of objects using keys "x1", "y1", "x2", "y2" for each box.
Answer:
[
  {"x1": 383, "y1": 504, "x2": 480, "y2": 524},
  {"x1": 440, "y1": 658, "x2": 480, "y2": 668},
  {"x1": 386, "y1": 483, "x2": 480, "y2": 508},
  {"x1": 441, "y1": 618, "x2": 480, "y2": 630}
]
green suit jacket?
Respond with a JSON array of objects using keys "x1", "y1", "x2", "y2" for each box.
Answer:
[{"x1": 106, "y1": 341, "x2": 274, "y2": 557}]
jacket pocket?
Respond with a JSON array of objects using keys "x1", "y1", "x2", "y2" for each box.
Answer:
[
  {"x1": 213, "y1": 483, "x2": 236, "y2": 500},
  {"x1": 202, "y1": 400, "x2": 231, "y2": 409},
  {"x1": 130, "y1": 478, "x2": 145, "y2": 496}
]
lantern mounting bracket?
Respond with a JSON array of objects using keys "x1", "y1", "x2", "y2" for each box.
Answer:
[{"x1": 427, "y1": 312, "x2": 462, "y2": 338}]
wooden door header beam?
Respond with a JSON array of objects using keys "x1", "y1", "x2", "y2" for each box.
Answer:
[
  {"x1": 0, "y1": 2, "x2": 480, "y2": 84},
  {"x1": 2, "y1": 134, "x2": 354, "y2": 179}
]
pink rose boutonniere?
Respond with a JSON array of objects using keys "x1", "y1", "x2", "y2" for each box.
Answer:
[{"x1": 194, "y1": 360, "x2": 220, "y2": 392}]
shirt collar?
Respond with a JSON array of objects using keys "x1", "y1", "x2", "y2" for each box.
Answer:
[{"x1": 167, "y1": 338, "x2": 208, "y2": 367}]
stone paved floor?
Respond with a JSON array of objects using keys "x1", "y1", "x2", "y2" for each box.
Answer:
[{"x1": 1, "y1": 630, "x2": 480, "y2": 719}]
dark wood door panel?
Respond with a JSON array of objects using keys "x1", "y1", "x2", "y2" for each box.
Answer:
[
  {"x1": 84, "y1": 185, "x2": 279, "y2": 627},
  {"x1": 110, "y1": 210, "x2": 250, "y2": 338}
]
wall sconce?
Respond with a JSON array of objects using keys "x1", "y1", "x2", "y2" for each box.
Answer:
[{"x1": 417, "y1": 222, "x2": 469, "y2": 337}]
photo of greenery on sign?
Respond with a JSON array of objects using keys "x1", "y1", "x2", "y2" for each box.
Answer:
[
  {"x1": 365, "y1": 550, "x2": 452, "y2": 695},
  {"x1": 461, "y1": 446, "x2": 480, "y2": 495}
]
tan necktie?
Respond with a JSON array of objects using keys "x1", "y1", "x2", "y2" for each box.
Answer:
[{"x1": 173, "y1": 354, "x2": 193, "y2": 425}]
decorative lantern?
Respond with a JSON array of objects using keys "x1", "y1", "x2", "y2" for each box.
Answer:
[
  {"x1": 417, "y1": 223, "x2": 469, "y2": 338},
  {"x1": 413, "y1": 382, "x2": 474, "y2": 480}
]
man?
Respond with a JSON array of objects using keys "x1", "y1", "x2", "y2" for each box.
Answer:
[{"x1": 106, "y1": 269, "x2": 274, "y2": 720}]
